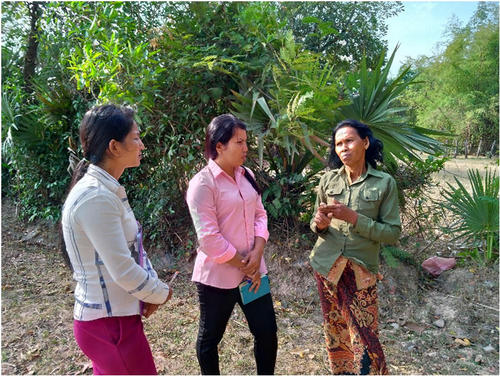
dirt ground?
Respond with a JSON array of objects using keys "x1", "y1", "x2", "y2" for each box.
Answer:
[
  {"x1": 1, "y1": 157, "x2": 499, "y2": 375},
  {"x1": 436, "y1": 156, "x2": 498, "y2": 188}
]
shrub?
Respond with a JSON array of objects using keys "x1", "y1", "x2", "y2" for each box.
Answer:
[{"x1": 386, "y1": 154, "x2": 448, "y2": 236}]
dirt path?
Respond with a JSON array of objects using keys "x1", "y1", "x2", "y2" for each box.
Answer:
[{"x1": 1, "y1": 197, "x2": 499, "y2": 375}]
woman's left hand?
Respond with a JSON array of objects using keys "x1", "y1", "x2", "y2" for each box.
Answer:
[
  {"x1": 329, "y1": 199, "x2": 359, "y2": 225},
  {"x1": 247, "y1": 271, "x2": 261, "y2": 293},
  {"x1": 142, "y1": 302, "x2": 160, "y2": 318}
]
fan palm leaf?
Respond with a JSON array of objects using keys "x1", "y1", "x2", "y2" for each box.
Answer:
[
  {"x1": 439, "y1": 168, "x2": 499, "y2": 261},
  {"x1": 339, "y1": 46, "x2": 447, "y2": 161},
  {"x1": 2, "y1": 91, "x2": 44, "y2": 148}
]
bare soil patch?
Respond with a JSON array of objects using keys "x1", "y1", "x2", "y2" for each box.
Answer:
[
  {"x1": 1, "y1": 157, "x2": 499, "y2": 374},
  {"x1": 435, "y1": 156, "x2": 498, "y2": 189}
]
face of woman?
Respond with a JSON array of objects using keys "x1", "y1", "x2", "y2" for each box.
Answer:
[
  {"x1": 119, "y1": 122, "x2": 145, "y2": 168},
  {"x1": 334, "y1": 126, "x2": 369, "y2": 168},
  {"x1": 216, "y1": 127, "x2": 248, "y2": 168}
]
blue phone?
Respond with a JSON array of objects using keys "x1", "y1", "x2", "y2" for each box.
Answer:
[{"x1": 238, "y1": 274, "x2": 270, "y2": 305}]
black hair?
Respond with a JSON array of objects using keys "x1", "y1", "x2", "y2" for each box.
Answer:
[
  {"x1": 328, "y1": 119, "x2": 384, "y2": 169},
  {"x1": 60, "y1": 104, "x2": 136, "y2": 269},
  {"x1": 68, "y1": 104, "x2": 135, "y2": 190},
  {"x1": 204, "y1": 114, "x2": 261, "y2": 195},
  {"x1": 204, "y1": 113, "x2": 246, "y2": 159}
]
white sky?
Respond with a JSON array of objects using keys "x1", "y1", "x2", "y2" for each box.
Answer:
[{"x1": 385, "y1": 0, "x2": 481, "y2": 76}]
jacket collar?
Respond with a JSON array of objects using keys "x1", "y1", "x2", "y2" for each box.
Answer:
[{"x1": 86, "y1": 164, "x2": 123, "y2": 195}]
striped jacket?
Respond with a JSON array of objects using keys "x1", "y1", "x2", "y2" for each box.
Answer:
[{"x1": 62, "y1": 164, "x2": 169, "y2": 321}]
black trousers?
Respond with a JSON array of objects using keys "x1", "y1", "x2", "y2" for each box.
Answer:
[{"x1": 195, "y1": 282, "x2": 278, "y2": 375}]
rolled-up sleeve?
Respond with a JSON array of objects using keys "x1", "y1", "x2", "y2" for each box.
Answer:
[
  {"x1": 254, "y1": 194, "x2": 269, "y2": 241},
  {"x1": 186, "y1": 177, "x2": 237, "y2": 264},
  {"x1": 76, "y1": 196, "x2": 170, "y2": 304}
]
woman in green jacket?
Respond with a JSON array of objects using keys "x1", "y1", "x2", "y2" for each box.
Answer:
[{"x1": 310, "y1": 119, "x2": 401, "y2": 375}]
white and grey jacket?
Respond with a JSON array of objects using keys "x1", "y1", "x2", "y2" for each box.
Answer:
[{"x1": 62, "y1": 164, "x2": 169, "y2": 321}]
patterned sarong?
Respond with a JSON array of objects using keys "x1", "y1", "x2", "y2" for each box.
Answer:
[{"x1": 315, "y1": 261, "x2": 388, "y2": 375}]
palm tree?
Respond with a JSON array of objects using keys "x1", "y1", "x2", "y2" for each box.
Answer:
[{"x1": 337, "y1": 46, "x2": 445, "y2": 163}]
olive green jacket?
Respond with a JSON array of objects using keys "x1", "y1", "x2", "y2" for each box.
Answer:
[{"x1": 309, "y1": 164, "x2": 401, "y2": 276}]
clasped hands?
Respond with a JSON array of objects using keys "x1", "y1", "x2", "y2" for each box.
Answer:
[
  {"x1": 241, "y1": 249, "x2": 262, "y2": 293},
  {"x1": 227, "y1": 248, "x2": 263, "y2": 293},
  {"x1": 314, "y1": 200, "x2": 358, "y2": 231}
]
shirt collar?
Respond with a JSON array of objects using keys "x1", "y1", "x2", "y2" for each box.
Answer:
[
  {"x1": 86, "y1": 164, "x2": 123, "y2": 195},
  {"x1": 337, "y1": 163, "x2": 384, "y2": 184},
  {"x1": 207, "y1": 158, "x2": 244, "y2": 178},
  {"x1": 365, "y1": 163, "x2": 385, "y2": 178}
]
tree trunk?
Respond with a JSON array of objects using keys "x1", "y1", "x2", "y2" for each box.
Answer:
[
  {"x1": 23, "y1": 2, "x2": 42, "y2": 98},
  {"x1": 489, "y1": 140, "x2": 497, "y2": 158},
  {"x1": 454, "y1": 139, "x2": 459, "y2": 158},
  {"x1": 464, "y1": 140, "x2": 468, "y2": 159},
  {"x1": 476, "y1": 139, "x2": 483, "y2": 157}
]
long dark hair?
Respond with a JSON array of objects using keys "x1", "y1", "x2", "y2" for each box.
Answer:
[
  {"x1": 60, "y1": 104, "x2": 136, "y2": 269},
  {"x1": 328, "y1": 119, "x2": 384, "y2": 169},
  {"x1": 204, "y1": 114, "x2": 261, "y2": 195}
]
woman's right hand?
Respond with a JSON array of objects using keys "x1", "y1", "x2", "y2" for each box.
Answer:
[
  {"x1": 314, "y1": 203, "x2": 333, "y2": 231},
  {"x1": 142, "y1": 302, "x2": 160, "y2": 318},
  {"x1": 142, "y1": 287, "x2": 173, "y2": 318},
  {"x1": 226, "y1": 252, "x2": 247, "y2": 268}
]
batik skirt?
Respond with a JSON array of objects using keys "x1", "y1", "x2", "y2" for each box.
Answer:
[{"x1": 314, "y1": 262, "x2": 388, "y2": 375}]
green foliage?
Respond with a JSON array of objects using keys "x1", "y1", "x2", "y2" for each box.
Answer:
[
  {"x1": 381, "y1": 246, "x2": 417, "y2": 268},
  {"x1": 281, "y1": 1, "x2": 404, "y2": 70},
  {"x1": 1, "y1": 97, "x2": 74, "y2": 222},
  {"x1": 261, "y1": 172, "x2": 317, "y2": 222},
  {"x1": 231, "y1": 33, "x2": 342, "y2": 221},
  {"x1": 232, "y1": 33, "x2": 343, "y2": 158},
  {"x1": 389, "y1": 154, "x2": 448, "y2": 202},
  {"x1": 438, "y1": 169, "x2": 499, "y2": 264},
  {"x1": 385, "y1": 155, "x2": 448, "y2": 238}
]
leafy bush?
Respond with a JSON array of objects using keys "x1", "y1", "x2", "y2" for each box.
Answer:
[
  {"x1": 1, "y1": 83, "x2": 83, "y2": 222},
  {"x1": 1, "y1": 1, "x2": 445, "y2": 259},
  {"x1": 382, "y1": 155, "x2": 448, "y2": 238},
  {"x1": 230, "y1": 32, "x2": 341, "y2": 222},
  {"x1": 388, "y1": 154, "x2": 448, "y2": 207}
]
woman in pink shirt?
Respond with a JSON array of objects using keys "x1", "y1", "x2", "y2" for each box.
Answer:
[{"x1": 186, "y1": 114, "x2": 277, "y2": 375}]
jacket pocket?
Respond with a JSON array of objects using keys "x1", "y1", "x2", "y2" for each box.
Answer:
[
  {"x1": 359, "y1": 187, "x2": 380, "y2": 211},
  {"x1": 326, "y1": 186, "x2": 344, "y2": 205}
]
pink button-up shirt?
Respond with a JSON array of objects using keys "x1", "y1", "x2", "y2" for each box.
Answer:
[{"x1": 186, "y1": 159, "x2": 269, "y2": 288}]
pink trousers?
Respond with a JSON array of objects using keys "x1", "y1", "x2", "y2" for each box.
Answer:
[{"x1": 73, "y1": 315, "x2": 157, "y2": 375}]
